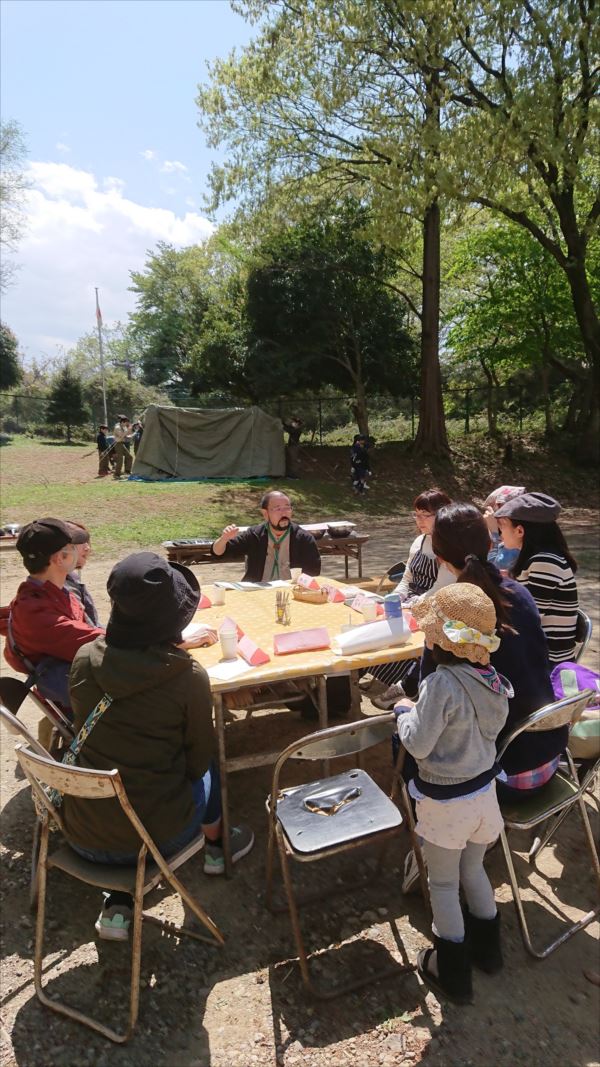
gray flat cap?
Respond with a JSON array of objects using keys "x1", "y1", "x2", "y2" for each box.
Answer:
[{"x1": 494, "y1": 491, "x2": 561, "y2": 523}]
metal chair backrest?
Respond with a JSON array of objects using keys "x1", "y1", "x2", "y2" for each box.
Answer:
[
  {"x1": 0, "y1": 676, "x2": 74, "y2": 742},
  {"x1": 574, "y1": 608, "x2": 592, "y2": 662},
  {"x1": 0, "y1": 676, "x2": 29, "y2": 715},
  {"x1": 376, "y1": 561, "x2": 406, "y2": 594},
  {"x1": 0, "y1": 704, "x2": 50, "y2": 758},
  {"x1": 271, "y1": 714, "x2": 396, "y2": 800},
  {"x1": 497, "y1": 689, "x2": 595, "y2": 760}
]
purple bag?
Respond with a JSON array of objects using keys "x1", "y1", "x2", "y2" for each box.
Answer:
[{"x1": 550, "y1": 662, "x2": 600, "y2": 712}]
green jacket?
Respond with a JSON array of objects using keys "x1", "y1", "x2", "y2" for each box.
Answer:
[{"x1": 62, "y1": 637, "x2": 216, "y2": 853}]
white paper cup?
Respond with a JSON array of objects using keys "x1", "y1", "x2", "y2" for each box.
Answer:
[
  {"x1": 290, "y1": 567, "x2": 302, "y2": 582},
  {"x1": 362, "y1": 599, "x2": 378, "y2": 623},
  {"x1": 219, "y1": 630, "x2": 238, "y2": 660},
  {"x1": 212, "y1": 586, "x2": 226, "y2": 605}
]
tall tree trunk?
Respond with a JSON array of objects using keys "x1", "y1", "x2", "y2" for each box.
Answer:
[
  {"x1": 479, "y1": 357, "x2": 497, "y2": 436},
  {"x1": 413, "y1": 55, "x2": 448, "y2": 457},
  {"x1": 413, "y1": 200, "x2": 448, "y2": 455}
]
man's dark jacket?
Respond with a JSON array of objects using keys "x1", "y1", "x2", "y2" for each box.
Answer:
[{"x1": 212, "y1": 522, "x2": 321, "y2": 581}]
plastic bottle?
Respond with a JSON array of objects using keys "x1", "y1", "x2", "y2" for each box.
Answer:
[{"x1": 383, "y1": 593, "x2": 402, "y2": 619}]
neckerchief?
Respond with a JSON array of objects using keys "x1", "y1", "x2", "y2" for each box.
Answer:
[{"x1": 267, "y1": 523, "x2": 291, "y2": 580}]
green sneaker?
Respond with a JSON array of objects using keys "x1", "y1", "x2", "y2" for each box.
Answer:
[
  {"x1": 95, "y1": 904, "x2": 132, "y2": 942},
  {"x1": 203, "y1": 824, "x2": 255, "y2": 876}
]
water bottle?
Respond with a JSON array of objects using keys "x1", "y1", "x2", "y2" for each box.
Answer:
[{"x1": 384, "y1": 593, "x2": 402, "y2": 619}]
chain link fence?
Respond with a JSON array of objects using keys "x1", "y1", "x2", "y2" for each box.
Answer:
[{"x1": 1, "y1": 383, "x2": 566, "y2": 441}]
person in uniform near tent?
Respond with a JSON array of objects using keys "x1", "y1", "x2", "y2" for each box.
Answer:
[{"x1": 113, "y1": 415, "x2": 133, "y2": 479}]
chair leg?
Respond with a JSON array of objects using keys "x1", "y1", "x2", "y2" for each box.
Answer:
[
  {"x1": 276, "y1": 827, "x2": 314, "y2": 992},
  {"x1": 33, "y1": 820, "x2": 133, "y2": 1042},
  {"x1": 265, "y1": 815, "x2": 278, "y2": 911},
  {"x1": 30, "y1": 817, "x2": 41, "y2": 911},
  {"x1": 501, "y1": 827, "x2": 599, "y2": 960},
  {"x1": 399, "y1": 778, "x2": 429, "y2": 910}
]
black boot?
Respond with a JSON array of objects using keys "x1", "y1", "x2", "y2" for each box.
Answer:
[
  {"x1": 417, "y1": 936, "x2": 473, "y2": 1005},
  {"x1": 464, "y1": 908, "x2": 503, "y2": 974}
]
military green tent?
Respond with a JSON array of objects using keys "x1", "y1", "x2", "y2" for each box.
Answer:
[{"x1": 132, "y1": 405, "x2": 285, "y2": 481}]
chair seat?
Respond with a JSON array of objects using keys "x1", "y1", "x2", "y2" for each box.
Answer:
[
  {"x1": 276, "y1": 768, "x2": 401, "y2": 854},
  {"x1": 48, "y1": 832, "x2": 205, "y2": 894},
  {"x1": 501, "y1": 770, "x2": 579, "y2": 828}
]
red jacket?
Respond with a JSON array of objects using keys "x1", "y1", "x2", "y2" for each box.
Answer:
[{"x1": 4, "y1": 577, "x2": 103, "y2": 672}]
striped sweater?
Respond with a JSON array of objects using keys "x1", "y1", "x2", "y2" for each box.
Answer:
[{"x1": 516, "y1": 551, "x2": 578, "y2": 663}]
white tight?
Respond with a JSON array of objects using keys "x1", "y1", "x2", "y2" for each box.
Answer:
[{"x1": 422, "y1": 839, "x2": 497, "y2": 941}]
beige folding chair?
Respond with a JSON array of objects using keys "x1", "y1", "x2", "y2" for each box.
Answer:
[
  {"x1": 497, "y1": 688, "x2": 599, "y2": 959},
  {"x1": 15, "y1": 744, "x2": 224, "y2": 1044},
  {"x1": 265, "y1": 714, "x2": 414, "y2": 997}
]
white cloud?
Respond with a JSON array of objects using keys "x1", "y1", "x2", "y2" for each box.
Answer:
[
  {"x1": 160, "y1": 159, "x2": 188, "y2": 174},
  {"x1": 141, "y1": 148, "x2": 157, "y2": 160},
  {"x1": 55, "y1": 142, "x2": 70, "y2": 154},
  {"x1": 2, "y1": 161, "x2": 214, "y2": 362}
]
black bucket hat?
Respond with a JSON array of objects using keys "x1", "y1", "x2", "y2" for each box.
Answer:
[{"x1": 106, "y1": 552, "x2": 200, "y2": 649}]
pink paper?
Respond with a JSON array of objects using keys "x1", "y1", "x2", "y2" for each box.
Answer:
[
  {"x1": 237, "y1": 634, "x2": 270, "y2": 666},
  {"x1": 296, "y1": 573, "x2": 320, "y2": 590},
  {"x1": 320, "y1": 583, "x2": 346, "y2": 603},
  {"x1": 198, "y1": 593, "x2": 212, "y2": 609},
  {"x1": 351, "y1": 593, "x2": 385, "y2": 616},
  {"x1": 273, "y1": 627, "x2": 330, "y2": 655}
]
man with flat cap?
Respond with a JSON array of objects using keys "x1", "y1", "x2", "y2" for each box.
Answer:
[
  {"x1": 112, "y1": 414, "x2": 133, "y2": 479},
  {"x1": 4, "y1": 518, "x2": 104, "y2": 710}
]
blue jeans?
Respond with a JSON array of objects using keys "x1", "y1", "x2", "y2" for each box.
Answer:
[{"x1": 72, "y1": 761, "x2": 221, "y2": 866}]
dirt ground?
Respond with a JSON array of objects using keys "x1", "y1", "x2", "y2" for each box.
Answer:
[{"x1": 1, "y1": 510, "x2": 599, "y2": 1067}]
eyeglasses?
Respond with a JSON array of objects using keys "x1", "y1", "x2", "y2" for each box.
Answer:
[
  {"x1": 268, "y1": 504, "x2": 292, "y2": 513},
  {"x1": 413, "y1": 510, "x2": 433, "y2": 519}
]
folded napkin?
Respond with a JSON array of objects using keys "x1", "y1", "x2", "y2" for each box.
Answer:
[
  {"x1": 351, "y1": 593, "x2": 385, "y2": 617},
  {"x1": 332, "y1": 616, "x2": 407, "y2": 656},
  {"x1": 219, "y1": 616, "x2": 270, "y2": 665},
  {"x1": 296, "y1": 573, "x2": 320, "y2": 590},
  {"x1": 274, "y1": 627, "x2": 331, "y2": 655},
  {"x1": 319, "y1": 582, "x2": 346, "y2": 603},
  {"x1": 198, "y1": 592, "x2": 213, "y2": 609}
]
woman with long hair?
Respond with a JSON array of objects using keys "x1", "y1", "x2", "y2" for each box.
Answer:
[
  {"x1": 493, "y1": 492, "x2": 579, "y2": 663},
  {"x1": 427, "y1": 502, "x2": 564, "y2": 798}
]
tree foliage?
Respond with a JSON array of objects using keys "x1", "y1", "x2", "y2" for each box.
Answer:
[
  {"x1": 243, "y1": 207, "x2": 416, "y2": 432},
  {"x1": 0, "y1": 322, "x2": 22, "y2": 390},
  {"x1": 0, "y1": 120, "x2": 29, "y2": 291},
  {"x1": 197, "y1": 0, "x2": 599, "y2": 448},
  {"x1": 45, "y1": 365, "x2": 89, "y2": 442}
]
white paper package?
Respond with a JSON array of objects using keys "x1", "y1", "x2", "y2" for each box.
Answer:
[{"x1": 331, "y1": 616, "x2": 407, "y2": 656}]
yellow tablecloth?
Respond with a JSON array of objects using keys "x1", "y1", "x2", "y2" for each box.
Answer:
[{"x1": 188, "y1": 582, "x2": 423, "y2": 692}]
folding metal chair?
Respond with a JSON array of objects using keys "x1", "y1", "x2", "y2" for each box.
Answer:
[
  {"x1": 1, "y1": 703, "x2": 56, "y2": 908},
  {"x1": 265, "y1": 714, "x2": 413, "y2": 996},
  {"x1": 15, "y1": 744, "x2": 224, "y2": 1044},
  {"x1": 574, "y1": 607, "x2": 592, "y2": 662},
  {"x1": 375, "y1": 560, "x2": 406, "y2": 595},
  {"x1": 497, "y1": 688, "x2": 599, "y2": 959},
  {"x1": 0, "y1": 676, "x2": 74, "y2": 748}
]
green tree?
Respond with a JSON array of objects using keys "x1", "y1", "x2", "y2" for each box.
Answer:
[
  {"x1": 46, "y1": 365, "x2": 89, "y2": 442},
  {"x1": 197, "y1": 0, "x2": 472, "y2": 453},
  {"x1": 129, "y1": 243, "x2": 211, "y2": 387},
  {"x1": 445, "y1": 221, "x2": 596, "y2": 435},
  {"x1": 449, "y1": 1, "x2": 600, "y2": 444},
  {"x1": 0, "y1": 120, "x2": 28, "y2": 290},
  {"x1": 0, "y1": 322, "x2": 22, "y2": 390},
  {"x1": 243, "y1": 207, "x2": 416, "y2": 432}
]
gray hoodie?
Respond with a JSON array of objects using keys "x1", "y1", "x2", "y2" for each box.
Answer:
[{"x1": 397, "y1": 664, "x2": 511, "y2": 786}]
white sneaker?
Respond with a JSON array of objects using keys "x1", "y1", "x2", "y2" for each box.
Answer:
[{"x1": 402, "y1": 848, "x2": 422, "y2": 894}]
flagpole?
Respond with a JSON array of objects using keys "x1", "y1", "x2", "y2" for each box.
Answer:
[{"x1": 95, "y1": 287, "x2": 108, "y2": 425}]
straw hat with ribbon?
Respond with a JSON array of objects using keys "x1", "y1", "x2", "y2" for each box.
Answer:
[{"x1": 412, "y1": 583, "x2": 501, "y2": 666}]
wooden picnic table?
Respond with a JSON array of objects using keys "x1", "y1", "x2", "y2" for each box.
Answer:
[
  {"x1": 189, "y1": 580, "x2": 423, "y2": 875},
  {"x1": 163, "y1": 527, "x2": 370, "y2": 579}
]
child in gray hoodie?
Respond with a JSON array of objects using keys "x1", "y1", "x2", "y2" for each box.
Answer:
[{"x1": 396, "y1": 583, "x2": 512, "y2": 1004}]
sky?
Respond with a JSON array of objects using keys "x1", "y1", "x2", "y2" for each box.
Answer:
[{"x1": 0, "y1": 0, "x2": 256, "y2": 365}]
